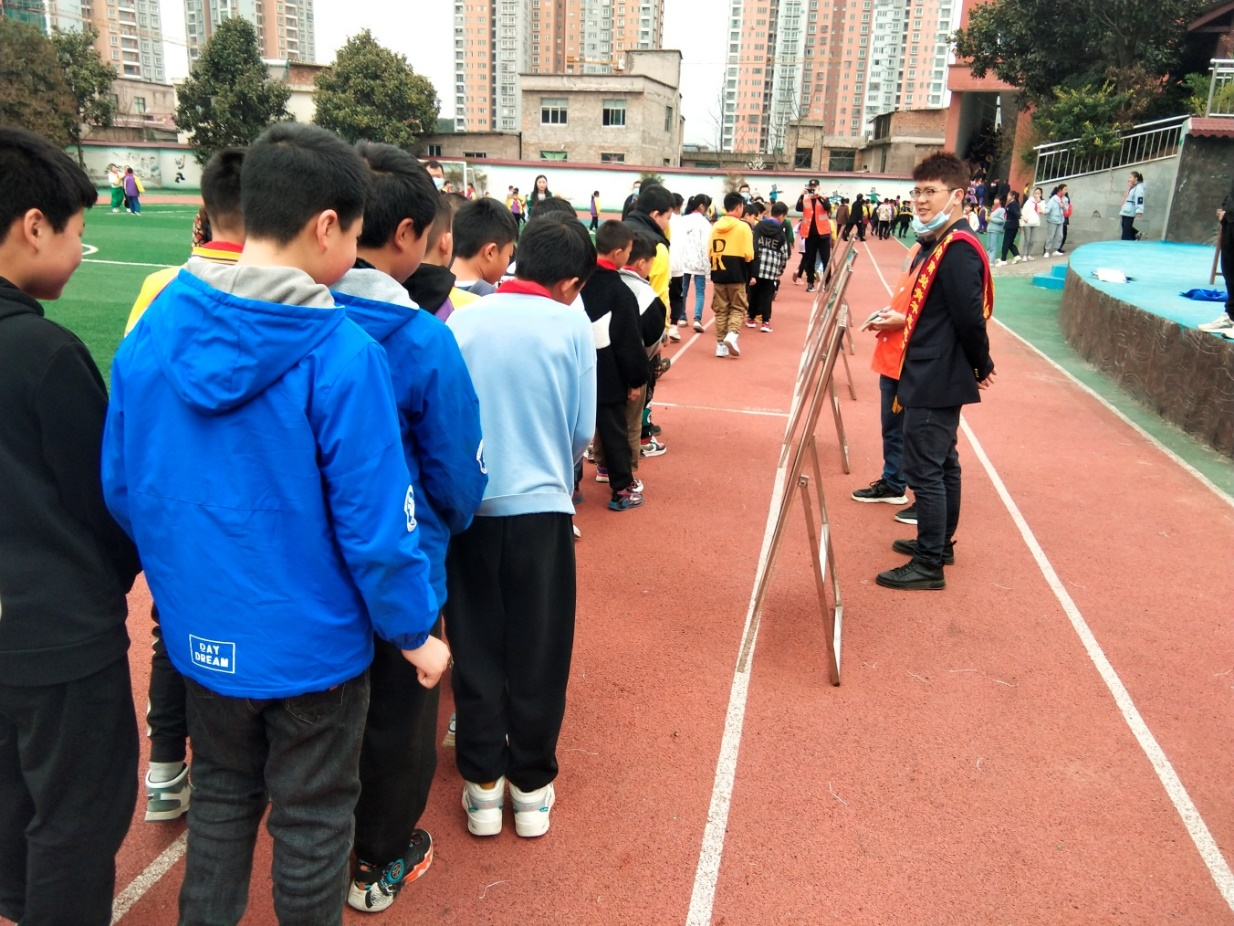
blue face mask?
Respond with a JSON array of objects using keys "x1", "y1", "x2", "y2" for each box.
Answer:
[
  {"x1": 433, "y1": 177, "x2": 445, "y2": 191},
  {"x1": 911, "y1": 205, "x2": 954, "y2": 238}
]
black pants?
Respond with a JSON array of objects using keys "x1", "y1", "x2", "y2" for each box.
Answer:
[
  {"x1": 149, "y1": 603, "x2": 189, "y2": 764},
  {"x1": 444, "y1": 513, "x2": 575, "y2": 791},
  {"x1": 1000, "y1": 225, "x2": 1020, "y2": 261},
  {"x1": 901, "y1": 406, "x2": 962, "y2": 568},
  {"x1": 353, "y1": 629, "x2": 440, "y2": 866},
  {"x1": 1222, "y1": 221, "x2": 1234, "y2": 318},
  {"x1": 594, "y1": 400, "x2": 634, "y2": 494},
  {"x1": 669, "y1": 274, "x2": 685, "y2": 323},
  {"x1": 748, "y1": 278, "x2": 777, "y2": 322},
  {"x1": 589, "y1": 215, "x2": 598, "y2": 231},
  {"x1": 1120, "y1": 214, "x2": 1139, "y2": 240},
  {"x1": 802, "y1": 233, "x2": 831, "y2": 286},
  {"x1": 0, "y1": 658, "x2": 138, "y2": 925},
  {"x1": 1060, "y1": 216, "x2": 1070, "y2": 250}
]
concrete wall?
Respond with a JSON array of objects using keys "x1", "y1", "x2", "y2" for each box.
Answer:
[
  {"x1": 1037, "y1": 157, "x2": 1179, "y2": 250},
  {"x1": 1165, "y1": 135, "x2": 1234, "y2": 245},
  {"x1": 80, "y1": 141, "x2": 201, "y2": 189}
]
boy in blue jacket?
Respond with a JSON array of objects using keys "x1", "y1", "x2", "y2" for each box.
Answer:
[
  {"x1": 101, "y1": 122, "x2": 449, "y2": 926},
  {"x1": 446, "y1": 216, "x2": 597, "y2": 840},
  {"x1": 331, "y1": 143, "x2": 486, "y2": 914}
]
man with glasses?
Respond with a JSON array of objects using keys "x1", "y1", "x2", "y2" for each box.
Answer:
[{"x1": 876, "y1": 153, "x2": 996, "y2": 591}]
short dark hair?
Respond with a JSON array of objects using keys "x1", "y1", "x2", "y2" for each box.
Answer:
[
  {"x1": 354, "y1": 142, "x2": 438, "y2": 248},
  {"x1": 742, "y1": 202, "x2": 760, "y2": 218},
  {"x1": 452, "y1": 196, "x2": 519, "y2": 259},
  {"x1": 595, "y1": 219, "x2": 633, "y2": 254},
  {"x1": 771, "y1": 201, "x2": 789, "y2": 218},
  {"x1": 528, "y1": 196, "x2": 576, "y2": 219},
  {"x1": 911, "y1": 152, "x2": 968, "y2": 193},
  {"x1": 0, "y1": 126, "x2": 96, "y2": 244},
  {"x1": 627, "y1": 229, "x2": 658, "y2": 264},
  {"x1": 200, "y1": 147, "x2": 246, "y2": 228},
  {"x1": 671, "y1": 192, "x2": 684, "y2": 209},
  {"x1": 242, "y1": 122, "x2": 368, "y2": 245},
  {"x1": 516, "y1": 216, "x2": 595, "y2": 288},
  {"x1": 634, "y1": 183, "x2": 674, "y2": 216},
  {"x1": 427, "y1": 192, "x2": 466, "y2": 254},
  {"x1": 723, "y1": 191, "x2": 745, "y2": 212},
  {"x1": 425, "y1": 159, "x2": 443, "y2": 173}
]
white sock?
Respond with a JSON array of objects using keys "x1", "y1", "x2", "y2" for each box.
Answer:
[{"x1": 149, "y1": 761, "x2": 186, "y2": 784}]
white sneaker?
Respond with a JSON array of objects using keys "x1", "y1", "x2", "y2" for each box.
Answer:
[
  {"x1": 509, "y1": 781, "x2": 555, "y2": 838},
  {"x1": 715, "y1": 342, "x2": 729, "y2": 358},
  {"x1": 462, "y1": 777, "x2": 505, "y2": 836},
  {"x1": 993, "y1": 259, "x2": 1005, "y2": 267},
  {"x1": 144, "y1": 764, "x2": 190, "y2": 822},
  {"x1": 1197, "y1": 315, "x2": 1234, "y2": 332},
  {"x1": 668, "y1": 326, "x2": 682, "y2": 341},
  {"x1": 1011, "y1": 256, "x2": 1022, "y2": 264},
  {"x1": 723, "y1": 331, "x2": 741, "y2": 357}
]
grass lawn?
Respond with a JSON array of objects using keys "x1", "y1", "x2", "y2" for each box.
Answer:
[{"x1": 45, "y1": 204, "x2": 199, "y2": 382}]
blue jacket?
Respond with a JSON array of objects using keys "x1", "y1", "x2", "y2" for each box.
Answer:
[
  {"x1": 333, "y1": 268, "x2": 487, "y2": 605},
  {"x1": 102, "y1": 263, "x2": 439, "y2": 698},
  {"x1": 447, "y1": 290, "x2": 596, "y2": 517}
]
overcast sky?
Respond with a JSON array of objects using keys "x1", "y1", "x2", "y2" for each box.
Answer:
[{"x1": 159, "y1": 0, "x2": 728, "y2": 146}]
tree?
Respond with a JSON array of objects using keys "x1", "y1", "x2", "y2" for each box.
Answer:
[
  {"x1": 953, "y1": 0, "x2": 1205, "y2": 110},
  {"x1": 51, "y1": 26, "x2": 118, "y2": 166},
  {"x1": 0, "y1": 19, "x2": 76, "y2": 146},
  {"x1": 175, "y1": 17, "x2": 290, "y2": 164},
  {"x1": 313, "y1": 31, "x2": 440, "y2": 148}
]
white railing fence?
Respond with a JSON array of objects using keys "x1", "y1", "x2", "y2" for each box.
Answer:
[{"x1": 1032, "y1": 115, "x2": 1188, "y2": 187}]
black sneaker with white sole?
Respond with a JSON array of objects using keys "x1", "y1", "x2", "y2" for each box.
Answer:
[
  {"x1": 851, "y1": 479, "x2": 908, "y2": 505},
  {"x1": 894, "y1": 503, "x2": 917, "y2": 525}
]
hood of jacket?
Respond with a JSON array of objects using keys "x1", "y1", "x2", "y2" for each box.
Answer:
[
  {"x1": 332, "y1": 266, "x2": 420, "y2": 344},
  {"x1": 146, "y1": 262, "x2": 342, "y2": 416},
  {"x1": 404, "y1": 262, "x2": 455, "y2": 313},
  {"x1": 624, "y1": 210, "x2": 670, "y2": 249},
  {"x1": 754, "y1": 217, "x2": 786, "y2": 241},
  {"x1": 0, "y1": 278, "x2": 42, "y2": 322},
  {"x1": 713, "y1": 214, "x2": 746, "y2": 236}
]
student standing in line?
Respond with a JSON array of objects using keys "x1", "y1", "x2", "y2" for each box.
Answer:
[
  {"x1": 1020, "y1": 187, "x2": 1042, "y2": 259},
  {"x1": 678, "y1": 194, "x2": 712, "y2": 331},
  {"x1": 0, "y1": 125, "x2": 142, "y2": 926}
]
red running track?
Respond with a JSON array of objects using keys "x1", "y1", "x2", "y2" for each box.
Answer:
[{"x1": 9, "y1": 236, "x2": 1231, "y2": 925}]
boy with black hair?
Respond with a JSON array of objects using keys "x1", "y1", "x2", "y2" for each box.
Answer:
[
  {"x1": 405, "y1": 191, "x2": 465, "y2": 320},
  {"x1": 124, "y1": 146, "x2": 249, "y2": 826},
  {"x1": 582, "y1": 219, "x2": 647, "y2": 511},
  {"x1": 624, "y1": 183, "x2": 674, "y2": 310},
  {"x1": 331, "y1": 143, "x2": 487, "y2": 913},
  {"x1": 102, "y1": 121, "x2": 449, "y2": 924},
  {"x1": 709, "y1": 191, "x2": 755, "y2": 358},
  {"x1": 620, "y1": 230, "x2": 669, "y2": 458},
  {"x1": 747, "y1": 200, "x2": 791, "y2": 333},
  {"x1": 451, "y1": 196, "x2": 518, "y2": 301},
  {"x1": 446, "y1": 216, "x2": 596, "y2": 840},
  {"x1": 0, "y1": 126, "x2": 141, "y2": 926}
]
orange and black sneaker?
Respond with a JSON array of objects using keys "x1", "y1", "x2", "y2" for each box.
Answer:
[{"x1": 347, "y1": 829, "x2": 434, "y2": 913}]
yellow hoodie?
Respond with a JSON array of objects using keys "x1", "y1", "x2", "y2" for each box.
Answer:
[{"x1": 708, "y1": 215, "x2": 754, "y2": 284}]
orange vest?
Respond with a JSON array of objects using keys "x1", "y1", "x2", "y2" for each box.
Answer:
[
  {"x1": 870, "y1": 244, "x2": 920, "y2": 379},
  {"x1": 801, "y1": 198, "x2": 832, "y2": 237}
]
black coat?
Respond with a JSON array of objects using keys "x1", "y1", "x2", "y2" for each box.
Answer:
[
  {"x1": 0, "y1": 279, "x2": 140, "y2": 686},
  {"x1": 897, "y1": 224, "x2": 996, "y2": 409},
  {"x1": 581, "y1": 267, "x2": 650, "y2": 404}
]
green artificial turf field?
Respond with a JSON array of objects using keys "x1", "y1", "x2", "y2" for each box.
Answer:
[{"x1": 44, "y1": 204, "x2": 199, "y2": 382}]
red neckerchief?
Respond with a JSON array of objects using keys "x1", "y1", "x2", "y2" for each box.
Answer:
[
  {"x1": 497, "y1": 279, "x2": 554, "y2": 299},
  {"x1": 596, "y1": 258, "x2": 619, "y2": 271},
  {"x1": 200, "y1": 239, "x2": 243, "y2": 254}
]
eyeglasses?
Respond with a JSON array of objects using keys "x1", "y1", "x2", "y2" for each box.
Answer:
[{"x1": 908, "y1": 187, "x2": 958, "y2": 200}]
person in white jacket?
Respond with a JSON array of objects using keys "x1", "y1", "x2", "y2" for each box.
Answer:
[
  {"x1": 677, "y1": 194, "x2": 713, "y2": 332},
  {"x1": 1120, "y1": 171, "x2": 1146, "y2": 240},
  {"x1": 1020, "y1": 187, "x2": 1042, "y2": 259}
]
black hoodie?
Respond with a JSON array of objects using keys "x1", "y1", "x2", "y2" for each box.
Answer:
[
  {"x1": 0, "y1": 278, "x2": 140, "y2": 686},
  {"x1": 404, "y1": 262, "x2": 456, "y2": 319}
]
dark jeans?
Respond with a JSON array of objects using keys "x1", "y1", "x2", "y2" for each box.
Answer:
[
  {"x1": 748, "y1": 278, "x2": 777, "y2": 322},
  {"x1": 669, "y1": 274, "x2": 685, "y2": 323},
  {"x1": 0, "y1": 658, "x2": 138, "y2": 926},
  {"x1": 802, "y1": 233, "x2": 831, "y2": 286},
  {"x1": 445, "y1": 513, "x2": 575, "y2": 792},
  {"x1": 879, "y1": 375, "x2": 906, "y2": 494},
  {"x1": 594, "y1": 401, "x2": 635, "y2": 494},
  {"x1": 1000, "y1": 226, "x2": 1020, "y2": 261},
  {"x1": 150, "y1": 603, "x2": 189, "y2": 764},
  {"x1": 589, "y1": 215, "x2": 598, "y2": 231},
  {"x1": 179, "y1": 672, "x2": 370, "y2": 926},
  {"x1": 1120, "y1": 215, "x2": 1139, "y2": 240},
  {"x1": 354, "y1": 633, "x2": 439, "y2": 866},
  {"x1": 1222, "y1": 221, "x2": 1234, "y2": 317},
  {"x1": 901, "y1": 405, "x2": 962, "y2": 568}
]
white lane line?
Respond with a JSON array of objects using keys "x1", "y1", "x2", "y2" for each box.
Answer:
[
  {"x1": 665, "y1": 317, "x2": 716, "y2": 364},
  {"x1": 84, "y1": 258, "x2": 176, "y2": 269},
  {"x1": 111, "y1": 831, "x2": 187, "y2": 923},
  {"x1": 862, "y1": 243, "x2": 1234, "y2": 912},
  {"x1": 961, "y1": 416, "x2": 1234, "y2": 911},
  {"x1": 686, "y1": 466, "x2": 789, "y2": 926},
  {"x1": 654, "y1": 401, "x2": 788, "y2": 418},
  {"x1": 990, "y1": 319, "x2": 1234, "y2": 510}
]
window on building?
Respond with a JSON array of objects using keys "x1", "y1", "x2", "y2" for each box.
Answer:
[
  {"x1": 133, "y1": 96, "x2": 146, "y2": 113},
  {"x1": 602, "y1": 99, "x2": 626, "y2": 126},
  {"x1": 540, "y1": 98, "x2": 568, "y2": 124},
  {"x1": 665, "y1": 105, "x2": 674, "y2": 132},
  {"x1": 600, "y1": 152, "x2": 625, "y2": 163},
  {"x1": 428, "y1": 144, "x2": 443, "y2": 157},
  {"x1": 794, "y1": 147, "x2": 812, "y2": 168},
  {"x1": 540, "y1": 151, "x2": 568, "y2": 160},
  {"x1": 829, "y1": 150, "x2": 856, "y2": 171}
]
